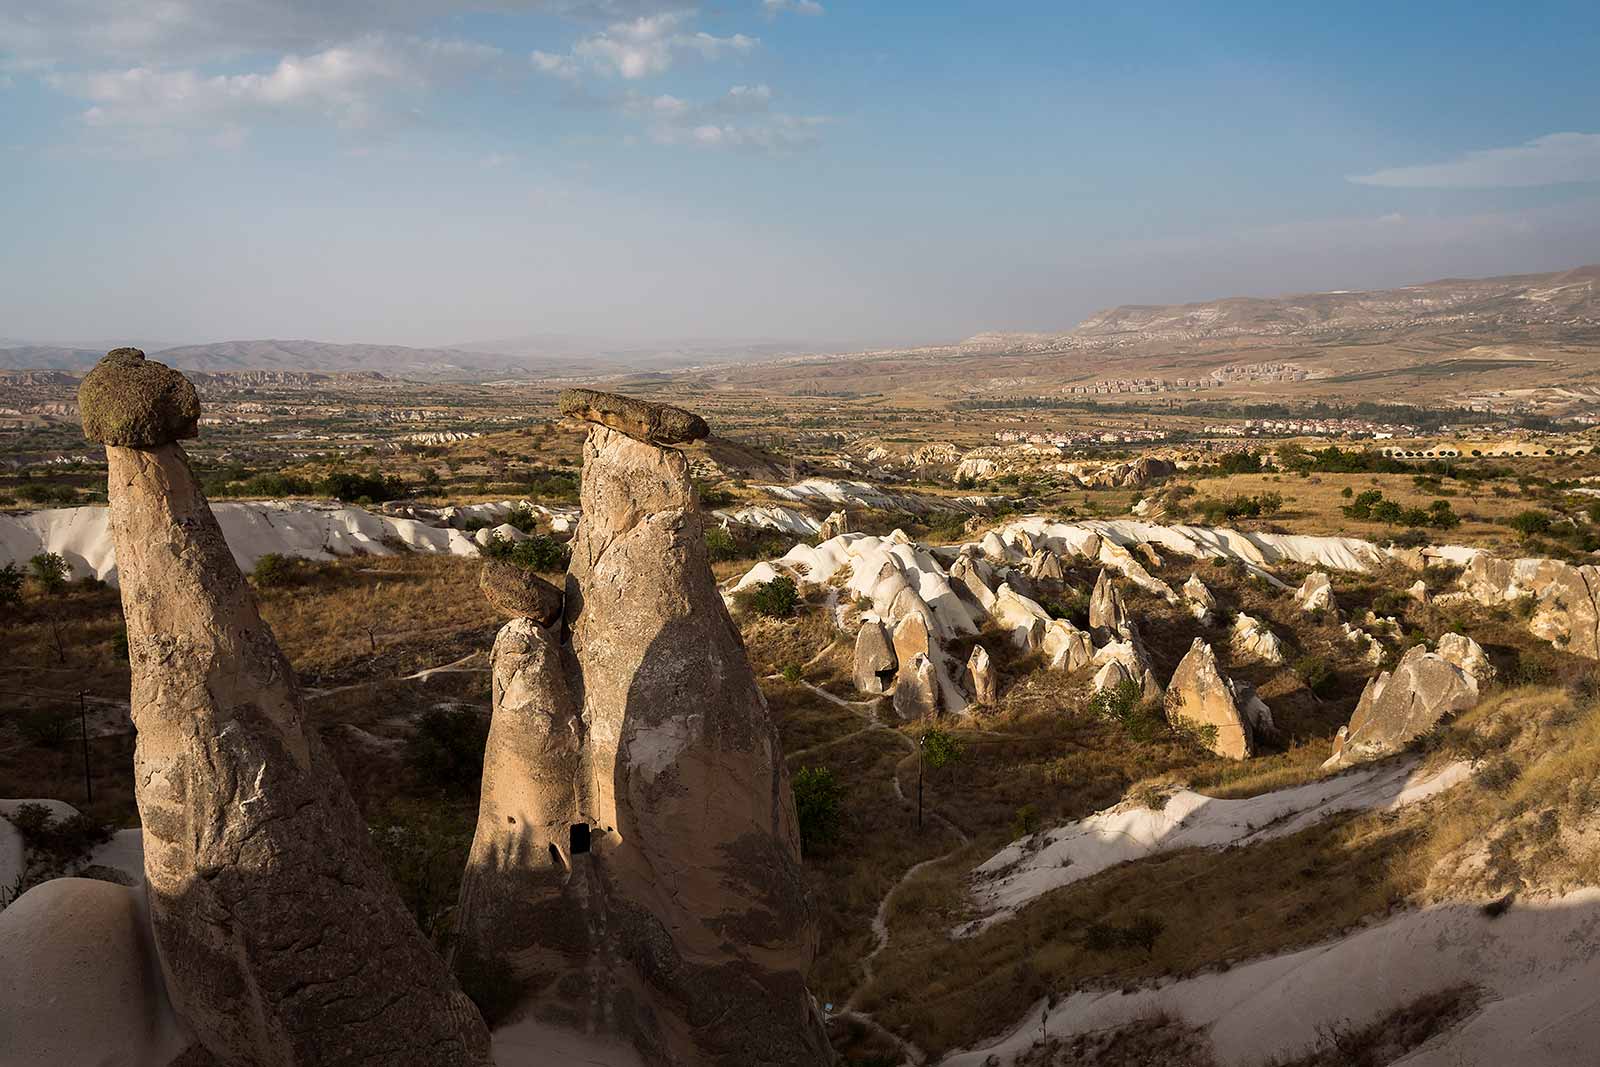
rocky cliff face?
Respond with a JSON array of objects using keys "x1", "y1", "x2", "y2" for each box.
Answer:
[
  {"x1": 460, "y1": 393, "x2": 829, "y2": 1066},
  {"x1": 84, "y1": 351, "x2": 491, "y2": 1066}
]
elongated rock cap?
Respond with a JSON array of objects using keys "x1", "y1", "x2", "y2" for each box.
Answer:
[
  {"x1": 480, "y1": 559, "x2": 564, "y2": 625},
  {"x1": 559, "y1": 386, "x2": 709, "y2": 445},
  {"x1": 79, "y1": 348, "x2": 201, "y2": 447}
]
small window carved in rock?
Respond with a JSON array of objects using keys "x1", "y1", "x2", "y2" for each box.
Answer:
[{"x1": 570, "y1": 823, "x2": 591, "y2": 855}]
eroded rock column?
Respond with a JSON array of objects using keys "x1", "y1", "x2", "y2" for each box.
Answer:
[
  {"x1": 563, "y1": 393, "x2": 829, "y2": 1065},
  {"x1": 455, "y1": 567, "x2": 590, "y2": 1021},
  {"x1": 83, "y1": 349, "x2": 490, "y2": 1067}
]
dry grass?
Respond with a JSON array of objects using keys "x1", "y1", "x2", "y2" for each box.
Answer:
[
  {"x1": 847, "y1": 682, "x2": 1600, "y2": 1059},
  {"x1": 861, "y1": 805, "x2": 1426, "y2": 1056},
  {"x1": 1268, "y1": 984, "x2": 1482, "y2": 1067}
]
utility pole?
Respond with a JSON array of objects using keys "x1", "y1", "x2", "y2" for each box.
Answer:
[
  {"x1": 916, "y1": 735, "x2": 924, "y2": 830},
  {"x1": 78, "y1": 691, "x2": 92, "y2": 805}
]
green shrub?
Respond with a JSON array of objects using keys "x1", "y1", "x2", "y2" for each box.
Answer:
[
  {"x1": 920, "y1": 727, "x2": 964, "y2": 770},
  {"x1": 705, "y1": 526, "x2": 738, "y2": 562},
  {"x1": 6, "y1": 802, "x2": 111, "y2": 864},
  {"x1": 27, "y1": 552, "x2": 69, "y2": 593},
  {"x1": 321, "y1": 471, "x2": 407, "y2": 503},
  {"x1": 1088, "y1": 679, "x2": 1160, "y2": 742},
  {"x1": 792, "y1": 766, "x2": 842, "y2": 855},
  {"x1": 1294, "y1": 654, "x2": 1338, "y2": 698},
  {"x1": 1508, "y1": 510, "x2": 1554, "y2": 538},
  {"x1": 18, "y1": 710, "x2": 73, "y2": 749},
  {"x1": 249, "y1": 552, "x2": 314, "y2": 588},
  {"x1": 743, "y1": 576, "x2": 801, "y2": 619},
  {"x1": 482, "y1": 532, "x2": 571, "y2": 573},
  {"x1": 1011, "y1": 803, "x2": 1040, "y2": 839},
  {"x1": 1083, "y1": 914, "x2": 1165, "y2": 956},
  {"x1": 405, "y1": 708, "x2": 490, "y2": 796},
  {"x1": 503, "y1": 504, "x2": 537, "y2": 533},
  {"x1": 0, "y1": 562, "x2": 21, "y2": 609}
]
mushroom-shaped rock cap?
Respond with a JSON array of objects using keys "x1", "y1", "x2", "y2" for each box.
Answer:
[
  {"x1": 558, "y1": 387, "x2": 709, "y2": 446},
  {"x1": 78, "y1": 348, "x2": 201, "y2": 448},
  {"x1": 480, "y1": 559, "x2": 564, "y2": 625}
]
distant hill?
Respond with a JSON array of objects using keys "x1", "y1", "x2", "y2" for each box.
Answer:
[
  {"x1": 0, "y1": 335, "x2": 838, "y2": 379},
  {"x1": 962, "y1": 264, "x2": 1600, "y2": 352}
]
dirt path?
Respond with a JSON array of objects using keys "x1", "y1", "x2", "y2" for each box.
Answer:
[{"x1": 775, "y1": 676, "x2": 971, "y2": 1063}]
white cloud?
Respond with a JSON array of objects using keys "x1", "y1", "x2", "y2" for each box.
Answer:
[
  {"x1": 761, "y1": 0, "x2": 824, "y2": 16},
  {"x1": 1349, "y1": 132, "x2": 1600, "y2": 189},
  {"x1": 49, "y1": 35, "x2": 500, "y2": 133},
  {"x1": 531, "y1": 11, "x2": 757, "y2": 80},
  {"x1": 615, "y1": 83, "x2": 824, "y2": 152},
  {"x1": 0, "y1": 1, "x2": 680, "y2": 65}
]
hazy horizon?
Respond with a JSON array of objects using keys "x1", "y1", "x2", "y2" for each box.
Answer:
[{"x1": 3, "y1": 1, "x2": 1599, "y2": 349}]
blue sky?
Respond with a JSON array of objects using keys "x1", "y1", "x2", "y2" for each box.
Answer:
[{"x1": 2, "y1": 1, "x2": 1598, "y2": 349}]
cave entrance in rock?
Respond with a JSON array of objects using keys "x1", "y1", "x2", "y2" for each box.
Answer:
[
  {"x1": 570, "y1": 823, "x2": 591, "y2": 855},
  {"x1": 875, "y1": 667, "x2": 896, "y2": 691}
]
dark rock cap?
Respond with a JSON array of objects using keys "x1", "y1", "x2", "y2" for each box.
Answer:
[
  {"x1": 558, "y1": 387, "x2": 709, "y2": 446},
  {"x1": 481, "y1": 559, "x2": 565, "y2": 625},
  {"x1": 78, "y1": 348, "x2": 201, "y2": 448}
]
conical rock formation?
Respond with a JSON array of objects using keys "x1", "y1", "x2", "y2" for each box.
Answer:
[
  {"x1": 464, "y1": 393, "x2": 828, "y2": 1066},
  {"x1": 82, "y1": 351, "x2": 491, "y2": 1067}
]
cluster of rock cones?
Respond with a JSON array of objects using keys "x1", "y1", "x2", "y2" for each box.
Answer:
[{"x1": 52, "y1": 351, "x2": 829, "y2": 1066}]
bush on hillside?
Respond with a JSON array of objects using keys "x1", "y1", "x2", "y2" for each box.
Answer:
[
  {"x1": 741, "y1": 575, "x2": 801, "y2": 618},
  {"x1": 791, "y1": 766, "x2": 842, "y2": 855},
  {"x1": 27, "y1": 552, "x2": 69, "y2": 593},
  {"x1": 482, "y1": 532, "x2": 570, "y2": 573},
  {"x1": 405, "y1": 707, "x2": 490, "y2": 796}
]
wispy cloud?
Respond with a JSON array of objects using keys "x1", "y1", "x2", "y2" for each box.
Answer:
[
  {"x1": 0, "y1": 1, "x2": 682, "y2": 65},
  {"x1": 47, "y1": 36, "x2": 501, "y2": 136},
  {"x1": 532, "y1": 11, "x2": 756, "y2": 80},
  {"x1": 601, "y1": 82, "x2": 826, "y2": 152},
  {"x1": 1350, "y1": 132, "x2": 1600, "y2": 189},
  {"x1": 761, "y1": 0, "x2": 824, "y2": 17}
]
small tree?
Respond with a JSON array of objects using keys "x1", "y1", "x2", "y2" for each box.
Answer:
[
  {"x1": 743, "y1": 575, "x2": 800, "y2": 618},
  {"x1": 28, "y1": 552, "x2": 69, "y2": 594},
  {"x1": 0, "y1": 562, "x2": 22, "y2": 610},
  {"x1": 920, "y1": 727, "x2": 964, "y2": 771},
  {"x1": 791, "y1": 766, "x2": 842, "y2": 856}
]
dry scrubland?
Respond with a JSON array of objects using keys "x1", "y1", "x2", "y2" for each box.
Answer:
[
  {"x1": 6, "y1": 440, "x2": 1600, "y2": 1064},
  {"x1": 5, "y1": 507, "x2": 1598, "y2": 1058}
]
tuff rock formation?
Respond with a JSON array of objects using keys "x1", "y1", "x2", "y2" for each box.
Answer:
[
  {"x1": 892, "y1": 611, "x2": 934, "y2": 667},
  {"x1": 966, "y1": 644, "x2": 997, "y2": 706},
  {"x1": 1027, "y1": 550, "x2": 1065, "y2": 581},
  {"x1": 77, "y1": 348, "x2": 200, "y2": 448},
  {"x1": 1458, "y1": 553, "x2": 1600, "y2": 659},
  {"x1": 558, "y1": 387, "x2": 709, "y2": 445},
  {"x1": 817, "y1": 510, "x2": 852, "y2": 541},
  {"x1": 480, "y1": 559, "x2": 564, "y2": 624},
  {"x1": 1182, "y1": 573, "x2": 1216, "y2": 621},
  {"x1": 1088, "y1": 569, "x2": 1128, "y2": 636},
  {"x1": 894, "y1": 653, "x2": 942, "y2": 719},
  {"x1": 81, "y1": 351, "x2": 492, "y2": 1066},
  {"x1": 1293, "y1": 571, "x2": 1335, "y2": 615},
  {"x1": 1230, "y1": 612, "x2": 1286, "y2": 665},
  {"x1": 1042, "y1": 618, "x2": 1094, "y2": 672},
  {"x1": 950, "y1": 552, "x2": 1000, "y2": 613},
  {"x1": 1164, "y1": 639, "x2": 1269, "y2": 760},
  {"x1": 992, "y1": 583, "x2": 1051, "y2": 652},
  {"x1": 463, "y1": 392, "x2": 828, "y2": 1066},
  {"x1": 1092, "y1": 628, "x2": 1163, "y2": 703},
  {"x1": 854, "y1": 618, "x2": 898, "y2": 694},
  {"x1": 454, "y1": 617, "x2": 584, "y2": 1013},
  {"x1": 1324, "y1": 639, "x2": 1489, "y2": 768}
]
